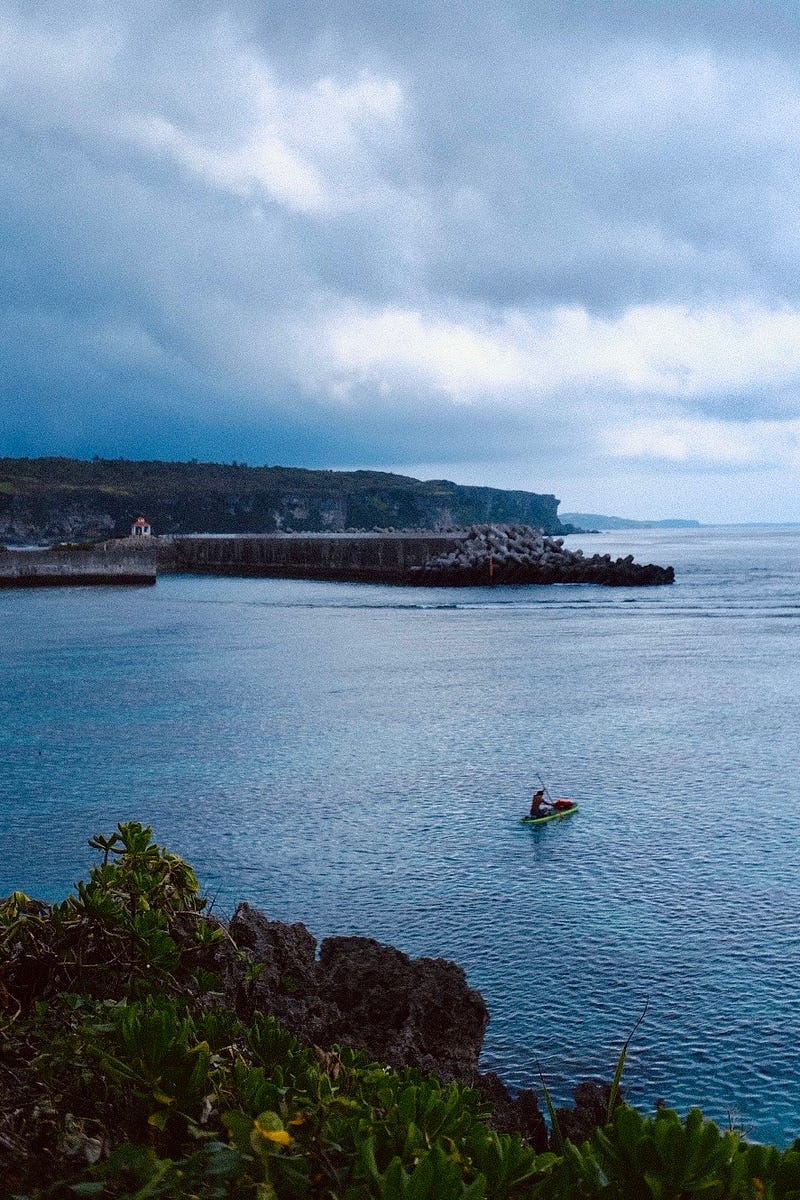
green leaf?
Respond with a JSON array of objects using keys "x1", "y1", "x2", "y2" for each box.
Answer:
[
  {"x1": 537, "y1": 1064, "x2": 564, "y2": 1153},
  {"x1": 607, "y1": 997, "x2": 649, "y2": 1121},
  {"x1": 359, "y1": 1135, "x2": 381, "y2": 1184},
  {"x1": 379, "y1": 1157, "x2": 409, "y2": 1200},
  {"x1": 222, "y1": 1109, "x2": 255, "y2": 1152}
]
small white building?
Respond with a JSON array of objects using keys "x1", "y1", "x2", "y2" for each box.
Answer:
[{"x1": 131, "y1": 516, "x2": 152, "y2": 537}]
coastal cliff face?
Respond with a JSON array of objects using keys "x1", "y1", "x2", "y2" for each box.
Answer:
[{"x1": 0, "y1": 457, "x2": 566, "y2": 543}]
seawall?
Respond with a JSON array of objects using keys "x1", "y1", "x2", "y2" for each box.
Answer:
[
  {"x1": 158, "y1": 527, "x2": 675, "y2": 586},
  {"x1": 0, "y1": 541, "x2": 157, "y2": 588},
  {"x1": 0, "y1": 530, "x2": 676, "y2": 588},
  {"x1": 158, "y1": 533, "x2": 462, "y2": 583}
]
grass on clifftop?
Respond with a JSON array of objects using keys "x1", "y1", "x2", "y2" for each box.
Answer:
[{"x1": 2, "y1": 824, "x2": 800, "y2": 1199}]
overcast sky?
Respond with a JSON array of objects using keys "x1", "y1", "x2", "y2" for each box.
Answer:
[{"x1": 4, "y1": 1, "x2": 800, "y2": 520}]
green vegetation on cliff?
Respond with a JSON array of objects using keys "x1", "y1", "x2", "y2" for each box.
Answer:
[
  {"x1": 3, "y1": 825, "x2": 800, "y2": 1198},
  {"x1": 0, "y1": 458, "x2": 565, "y2": 544}
]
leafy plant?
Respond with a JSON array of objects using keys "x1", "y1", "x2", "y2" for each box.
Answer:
[{"x1": 569, "y1": 1104, "x2": 745, "y2": 1200}]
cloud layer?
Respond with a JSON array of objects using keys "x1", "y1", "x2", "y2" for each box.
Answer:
[{"x1": 3, "y1": 0, "x2": 800, "y2": 519}]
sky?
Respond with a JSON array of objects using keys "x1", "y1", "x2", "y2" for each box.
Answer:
[{"x1": 3, "y1": 1, "x2": 800, "y2": 521}]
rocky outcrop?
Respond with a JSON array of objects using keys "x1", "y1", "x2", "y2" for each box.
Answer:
[
  {"x1": 224, "y1": 904, "x2": 488, "y2": 1080},
  {"x1": 168, "y1": 902, "x2": 547, "y2": 1147},
  {"x1": 556, "y1": 1081, "x2": 622, "y2": 1146},
  {"x1": 412, "y1": 524, "x2": 674, "y2": 586},
  {"x1": 316, "y1": 935, "x2": 488, "y2": 1079},
  {"x1": 5, "y1": 891, "x2": 591, "y2": 1152},
  {"x1": 472, "y1": 1070, "x2": 549, "y2": 1150}
]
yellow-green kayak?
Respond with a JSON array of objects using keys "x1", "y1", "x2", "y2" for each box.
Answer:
[{"x1": 520, "y1": 802, "x2": 578, "y2": 826}]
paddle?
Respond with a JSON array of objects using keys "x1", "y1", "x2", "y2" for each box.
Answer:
[{"x1": 536, "y1": 772, "x2": 555, "y2": 807}]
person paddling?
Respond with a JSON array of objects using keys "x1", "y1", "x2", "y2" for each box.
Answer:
[{"x1": 530, "y1": 788, "x2": 551, "y2": 817}]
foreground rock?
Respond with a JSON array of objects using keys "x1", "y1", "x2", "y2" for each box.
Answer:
[
  {"x1": 412, "y1": 524, "x2": 674, "y2": 586},
  {"x1": 206, "y1": 903, "x2": 489, "y2": 1080},
  {"x1": 172, "y1": 902, "x2": 548, "y2": 1148},
  {"x1": 556, "y1": 1081, "x2": 621, "y2": 1146}
]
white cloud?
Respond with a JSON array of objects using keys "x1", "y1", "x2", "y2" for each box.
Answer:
[
  {"x1": 310, "y1": 300, "x2": 800, "y2": 404},
  {"x1": 0, "y1": 7, "x2": 408, "y2": 217},
  {"x1": 124, "y1": 59, "x2": 407, "y2": 216},
  {"x1": 602, "y1": 415, "x2": 800, "y2": 468},
  {"x1": 127, "y1": 113, "x2": 328, "y2": 214},
  {"x1": 317, "y1": 307, "x2": 530, "y2": 399},
  {"x1": 568, "y1": 42, "x2": 800, "y2": 149}
]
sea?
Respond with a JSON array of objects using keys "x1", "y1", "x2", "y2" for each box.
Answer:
[{"x1": 2, "y1": 525, "x2": 800, "y2": 1146}]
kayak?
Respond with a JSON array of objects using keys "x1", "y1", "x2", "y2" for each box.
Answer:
[{"x1": 520, "y1": 800, "x2": 579, "y2": 826}]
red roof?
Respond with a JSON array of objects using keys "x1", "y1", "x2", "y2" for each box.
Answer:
[{"x1": 133, "y1": 517, "x2": 149, "y2": 525}]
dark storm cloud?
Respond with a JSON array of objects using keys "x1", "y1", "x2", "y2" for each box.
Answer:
[{"x1": 3, "y1": 0, "x2": 800, "y2": 519}]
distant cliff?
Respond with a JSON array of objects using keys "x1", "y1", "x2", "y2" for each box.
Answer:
[
  {"x1": 561, "y1": 512, "x2": 701, "y2": 531},
  {"x1": 0, "y1": 457, "x2": 569, "y2": 544}
]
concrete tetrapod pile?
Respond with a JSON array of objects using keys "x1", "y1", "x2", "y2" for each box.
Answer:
[{"x1": 411, "y1": 524, "x2": 674, "y2": 586}]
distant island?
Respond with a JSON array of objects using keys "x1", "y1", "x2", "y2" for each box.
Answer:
[
  {"x1": 561, "y1": 512, "x2": 702, "y2": 531},
  {"x1": 0, "y1": 456, "x2": 576, "y2": 545}
]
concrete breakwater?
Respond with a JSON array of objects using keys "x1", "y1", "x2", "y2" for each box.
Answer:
[
  {"x1": 158, "y1": 531, "x2": 460, "y2": 582},
  {"x1": 159, "y1": 525, "x2": 674, "y2": 586},
  {"x1": 0, "y1": 540, "x2": 157, "y2": 587}
]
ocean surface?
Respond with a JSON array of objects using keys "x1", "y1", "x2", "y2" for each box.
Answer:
[{"x1": 3, "y1": 525, "x2": 800, "y2": 1145}]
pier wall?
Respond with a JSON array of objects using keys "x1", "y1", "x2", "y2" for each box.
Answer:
[
  {"x1": 157, "y1": 529, "x2": 674, "y2": 587},
  {"x1": 0, "y1": 541, "x2": 157, "y2": 587},
  {"x1": 158, "y1": 534, "x2": 461, "y2": 582},
  {"x1": 1, "y1": 531, "x2": 674, "y2": 588}
]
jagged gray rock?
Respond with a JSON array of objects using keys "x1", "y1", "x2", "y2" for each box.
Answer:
[
  {"x1": 316, "y1": 935, "x2": 488, "y2": 1079},
  {"x1": 555, "y1": 1080, "x2": 621, "y2": 1146},
  {"x1": 414, "y1": 524, "x2": 674, "y2": 586},
  {"x1": 222, "y1": 907, "x2": 489, "y2": 1080}
]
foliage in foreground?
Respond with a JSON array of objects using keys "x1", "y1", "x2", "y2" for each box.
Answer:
[{"x1": 2, "y1": 825, "x2": 800, "y2": 1198}]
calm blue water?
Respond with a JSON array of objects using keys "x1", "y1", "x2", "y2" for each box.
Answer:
[{"x1": 3, "y1": 526, "x2": 800, "y2": 1145}]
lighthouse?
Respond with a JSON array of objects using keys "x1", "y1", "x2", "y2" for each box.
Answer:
[{"x1": 131, "y1": 516, "x2": 152, "y2": 537}]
